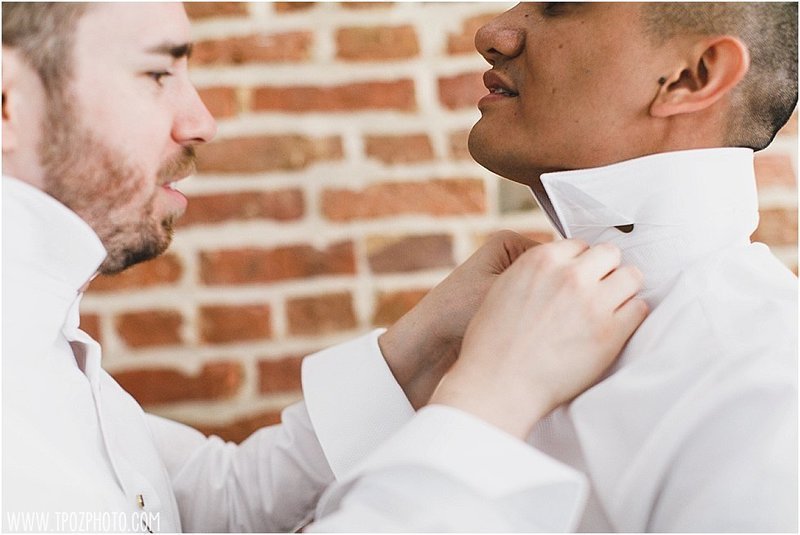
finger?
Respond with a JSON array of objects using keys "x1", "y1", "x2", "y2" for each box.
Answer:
[
  {"x1": 600, "y1": 265, "x2": 644, "y2": 310},
  {"x1": 493, "y1": 230, "x2": 540, "y2": 267},
  {"x1": 572, "y1": 242, "x2": 622, "y2": 281},
  {"x1": 511, "y1": 238, "x2": 589, "y2": 277},
  {"x1": 469, "y1": 230, "x2": 540, "y2": 274},
  {"x1": 612, "y1": 297, "x2": 649, "y2": 346},
  {"x1": 535, "y1": 238, "x2": 590, "y2": 261}
]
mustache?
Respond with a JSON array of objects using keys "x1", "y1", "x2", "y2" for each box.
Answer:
[{"x1": 158, "y1": 146, "x2": 196, "y2": 182}]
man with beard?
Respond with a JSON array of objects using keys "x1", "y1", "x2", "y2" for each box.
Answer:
[
  {"x1": 316, "y1": 2, "x2": 798, "y2": 532},
  {"x1": 2, "y1": 2, "x2": 648, "y2": 532}
]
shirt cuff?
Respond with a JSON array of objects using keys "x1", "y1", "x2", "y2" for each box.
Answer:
[
  {"x1": 318, "y1": 404, "x2": 589, "y2": 532},
  {"x1": 301, "y1": 329, "x2": 415, "y2": 478}
]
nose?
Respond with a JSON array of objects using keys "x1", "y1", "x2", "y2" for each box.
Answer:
[
  {"x1": 474, "y1": 9, "x2": 525, "y2": 66},
  {"x1": 172, "y1": 83, "x2": 217, "y2": 146}
]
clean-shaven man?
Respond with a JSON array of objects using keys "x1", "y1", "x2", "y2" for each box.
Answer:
[
  {"x1": 2, "y1": 2, "x2": 648, "y2": 532},
  {"x1": 317, "y1": 2, "x2": 797, "y2": 531}
]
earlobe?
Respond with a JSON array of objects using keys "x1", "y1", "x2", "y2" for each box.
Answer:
[{"x1": 650, "y1": 36, "x2": 750, "y2": 118}]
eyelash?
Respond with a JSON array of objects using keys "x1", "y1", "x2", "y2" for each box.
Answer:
[
  {"x1": 147, "y1": 71, "x2": 173, "y2": 86},
  {"x1": 542, "y1": 2, "x2": 567, "y2": 17}
]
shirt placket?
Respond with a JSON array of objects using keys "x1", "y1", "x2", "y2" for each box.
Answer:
[{"x1": 63, "y1": 298, "x2": 161, "y2": 532}]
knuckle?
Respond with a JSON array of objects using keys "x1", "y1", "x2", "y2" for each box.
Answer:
[
  {"x1": 634, "y1": 298, "x2": 650, "y2": 317},
  {"x1": 529, "y1": 243, "x2": 561, "y2": 269},
  {"x1": 622, "y1": 264, "x2": 644, "y2": 284},
  {"x1": 561, "y1": 264, "x2": 586, "y2": 290},
  {"x1": 595, "y1": 242, "x2": 621, "y2": 263},
  {"x1": 567, "y1": 238, "x2": 590, "y2": 255},
  {"x1": 485, "y1": 230, "x2": 514, "y2": 249},
  {"x1": 490, "y1": 229, "x2": 519, "y2": 243}
]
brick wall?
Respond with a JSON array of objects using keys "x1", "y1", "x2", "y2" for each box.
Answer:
[{"x1": 80, "y1": 2, "x2": 798, "y2": 444}]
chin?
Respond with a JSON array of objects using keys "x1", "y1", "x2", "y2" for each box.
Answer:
[
  {"x1": 97, "y1": 218, "x2": 174, "y2": 275},
  {"x1": 467, "y1": 127, "x2": 540, "y2": 187}
]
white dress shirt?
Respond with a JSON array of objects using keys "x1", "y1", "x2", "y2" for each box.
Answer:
[
  {"x1": 2, "y1": 175, "x2": 586, "y2": 532},
  {"x1": 305, "y1": 148, "x2": 798, "y2": 532}
]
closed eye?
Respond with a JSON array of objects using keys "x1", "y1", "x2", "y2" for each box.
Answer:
[
  {"x1": 542, "y1": 2, "x2": 565, "y2": 16},
  {"x1": 542, "y1": 2, "x2": 582, "y2": 17}
]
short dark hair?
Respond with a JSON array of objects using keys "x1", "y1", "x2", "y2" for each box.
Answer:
[
  {"x1": 2, "y1": 3, "x2": 89, "y2": 95},
  {"x1": 643, "y1": 2, "x2": 798, "y2": 151}
]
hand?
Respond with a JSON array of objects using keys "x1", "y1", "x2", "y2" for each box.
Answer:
[
  {"x1": 430, "y1": 239, "x2": 649, "y2": 439},
  {"x1": 379, "y1": 231, "x2": 539, "y2": 409}
]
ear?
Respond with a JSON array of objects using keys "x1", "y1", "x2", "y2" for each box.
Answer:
[
  {"x1": 650, "y1": 36, "x2": 750, "y2": 118},
  {"x1": 2, "y1": 47, "x2": 22, "y2": 155}
]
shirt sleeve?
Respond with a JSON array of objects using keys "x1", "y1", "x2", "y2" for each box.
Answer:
[
  {"x1": 301, "y1": 329, "x2": 415, "y2": 478},
  {"x1": 308, "y1": 405, "x2": 589, "y2": 532},
  {"x1": 147, "y1": 402, "x2": 334, "y2": 533}
]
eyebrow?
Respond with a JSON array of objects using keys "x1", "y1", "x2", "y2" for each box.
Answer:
[{"x1": 146, "y1": 42, "x2": 193, "y2": 59}]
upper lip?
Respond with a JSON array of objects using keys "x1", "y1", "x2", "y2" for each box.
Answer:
[
  {"x1": 158, "y1": 163, "x2": 197, "y2": 187},
  {"x1": 159, "y1": 174, "x2": 190, "y2": 188},
  {"x1": 483, "y1": 70, "x2": 519, "y2": 96}
]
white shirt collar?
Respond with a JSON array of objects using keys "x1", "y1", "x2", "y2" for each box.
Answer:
[
  {"x1": 3, "y1": 175, "x2": 107, "y2": 295},
  {"x1": 533, "y1": 148, "x2": 759, "y2": 302}
]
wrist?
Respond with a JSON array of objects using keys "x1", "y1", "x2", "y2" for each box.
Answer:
[
  {"x1": 379, "y1": 306, "x2": 459, "y2": 409},
  {"x1": 430, "y1": 366, "x2": 555, "y2": 440}
]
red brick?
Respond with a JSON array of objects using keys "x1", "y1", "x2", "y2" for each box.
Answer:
[
  {"x1": 196, "y1": 135, "x2": 343, "y2": 174},
  {"x1": 80, "y1": 313, "x2": 102, "y2": 345},
  {"x1": 367, "y1": 234, "x2": 454, "y2": 274},
  {"x1": 340, "y1": 2, "x2": 393, "y2": 8},
  {"x1": 115, "y1": 310, "x2": 183, "y2": 348},
  {"x1": 474, "y1": 230, "x2": 555, "y2": 249},
  {"x1": 88, "y1": 254, "x2": 183, "y2": 293},
  {"x1": 778, "y1": 109, "x2": 797, "y2": 137},
  {"x1": 287, "y1": 293, "x2": 357, "y2": 336},
  {"x1": 258, "y1": 355, "x2": 304, "y2": 394},
  {"x1": 180, "y1": 190, "x2": 304, "y2": 227},
  {"x1": 498, "y1": 179, "x2": 537, "y2": 213},
  {"x1": 184, "y1": 2, "x2": 247, "y2": 19},
  {"x1": 372, "y1": 289, "x2": 428, "y2": 326},
  {"x1": 113, "y1": 362, "x2": 244, "y2": 407},
  {"x1": 439, "y1": 71, "x2": 485, "y2": 110},
  {"x1": 520, "y1": 230, "x2": 556, "y2": 244},
  {"x1": 199, "y1": 304, "x2": 272, "y2": 344},
  {"x1": 751, "y1": 208, "x2": 798, "y2": 246},
  {"x1": 274, "y1": 2, "x2": 316, "y2": 12},
  {"x1": 447, "y1": 13, "x2": 502, "y2": 55},
  {"x1": 252, "y1": 80, "x2": 416, "y2": 113},
  {"x1": 448, "y1": 129, "x2": 472, "y2": 160},
  {"x1": 195, "y1": 410, "x2": 283, "y2": 444},
  {"x1": 322, "y1": 179, "x2": 486, "y2": 221},
  {"x1": 200, "y1": 242, "x2": 356, "y2": 285},
  {"x1": 336, "y1": 26, "x2": 419, "y2": 61},
  {"x1": 365, "y1": 134, "x2": 434, "y2": 164},
  {"x1": 754, "y1": 154, "x2": 797, "y2": 188},
  {"x1": 198, "y1": 87, "x2": 238, "y2": 119},
  {"x1": 192, "y1": 32, "x2": 313, "y2": 66}
]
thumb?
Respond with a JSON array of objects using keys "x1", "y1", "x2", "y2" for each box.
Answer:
[{"x1": 480, "y1": 230, "x2": 540, "y2": 273}]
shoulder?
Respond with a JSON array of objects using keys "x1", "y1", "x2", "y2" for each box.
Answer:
[{"x1": 630, "y1": 242, "x2": 796, "y2": 378}]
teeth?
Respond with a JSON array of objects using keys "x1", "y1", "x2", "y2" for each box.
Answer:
[
  {"x1": 490, "y1": 87, "x2": 516, "y2": 96},
  {"x1": 166, "y1": 182, "x2": 176, "y2": 190}
]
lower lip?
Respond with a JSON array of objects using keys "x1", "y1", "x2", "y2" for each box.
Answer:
[
  {"x1": 478, "y1": 92, "x2": 518, "y2": 108},
  {"x1": 161, "y1": 185, "x2": 188, "y2": 213}
]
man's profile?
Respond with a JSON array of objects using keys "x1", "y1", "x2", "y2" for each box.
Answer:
[
  {"x1": 2, "y1": 2, "x2": 647, "y2": 531},
  {"x1": 468, "y1": 2, "x2": 797, "y2": 531}
]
